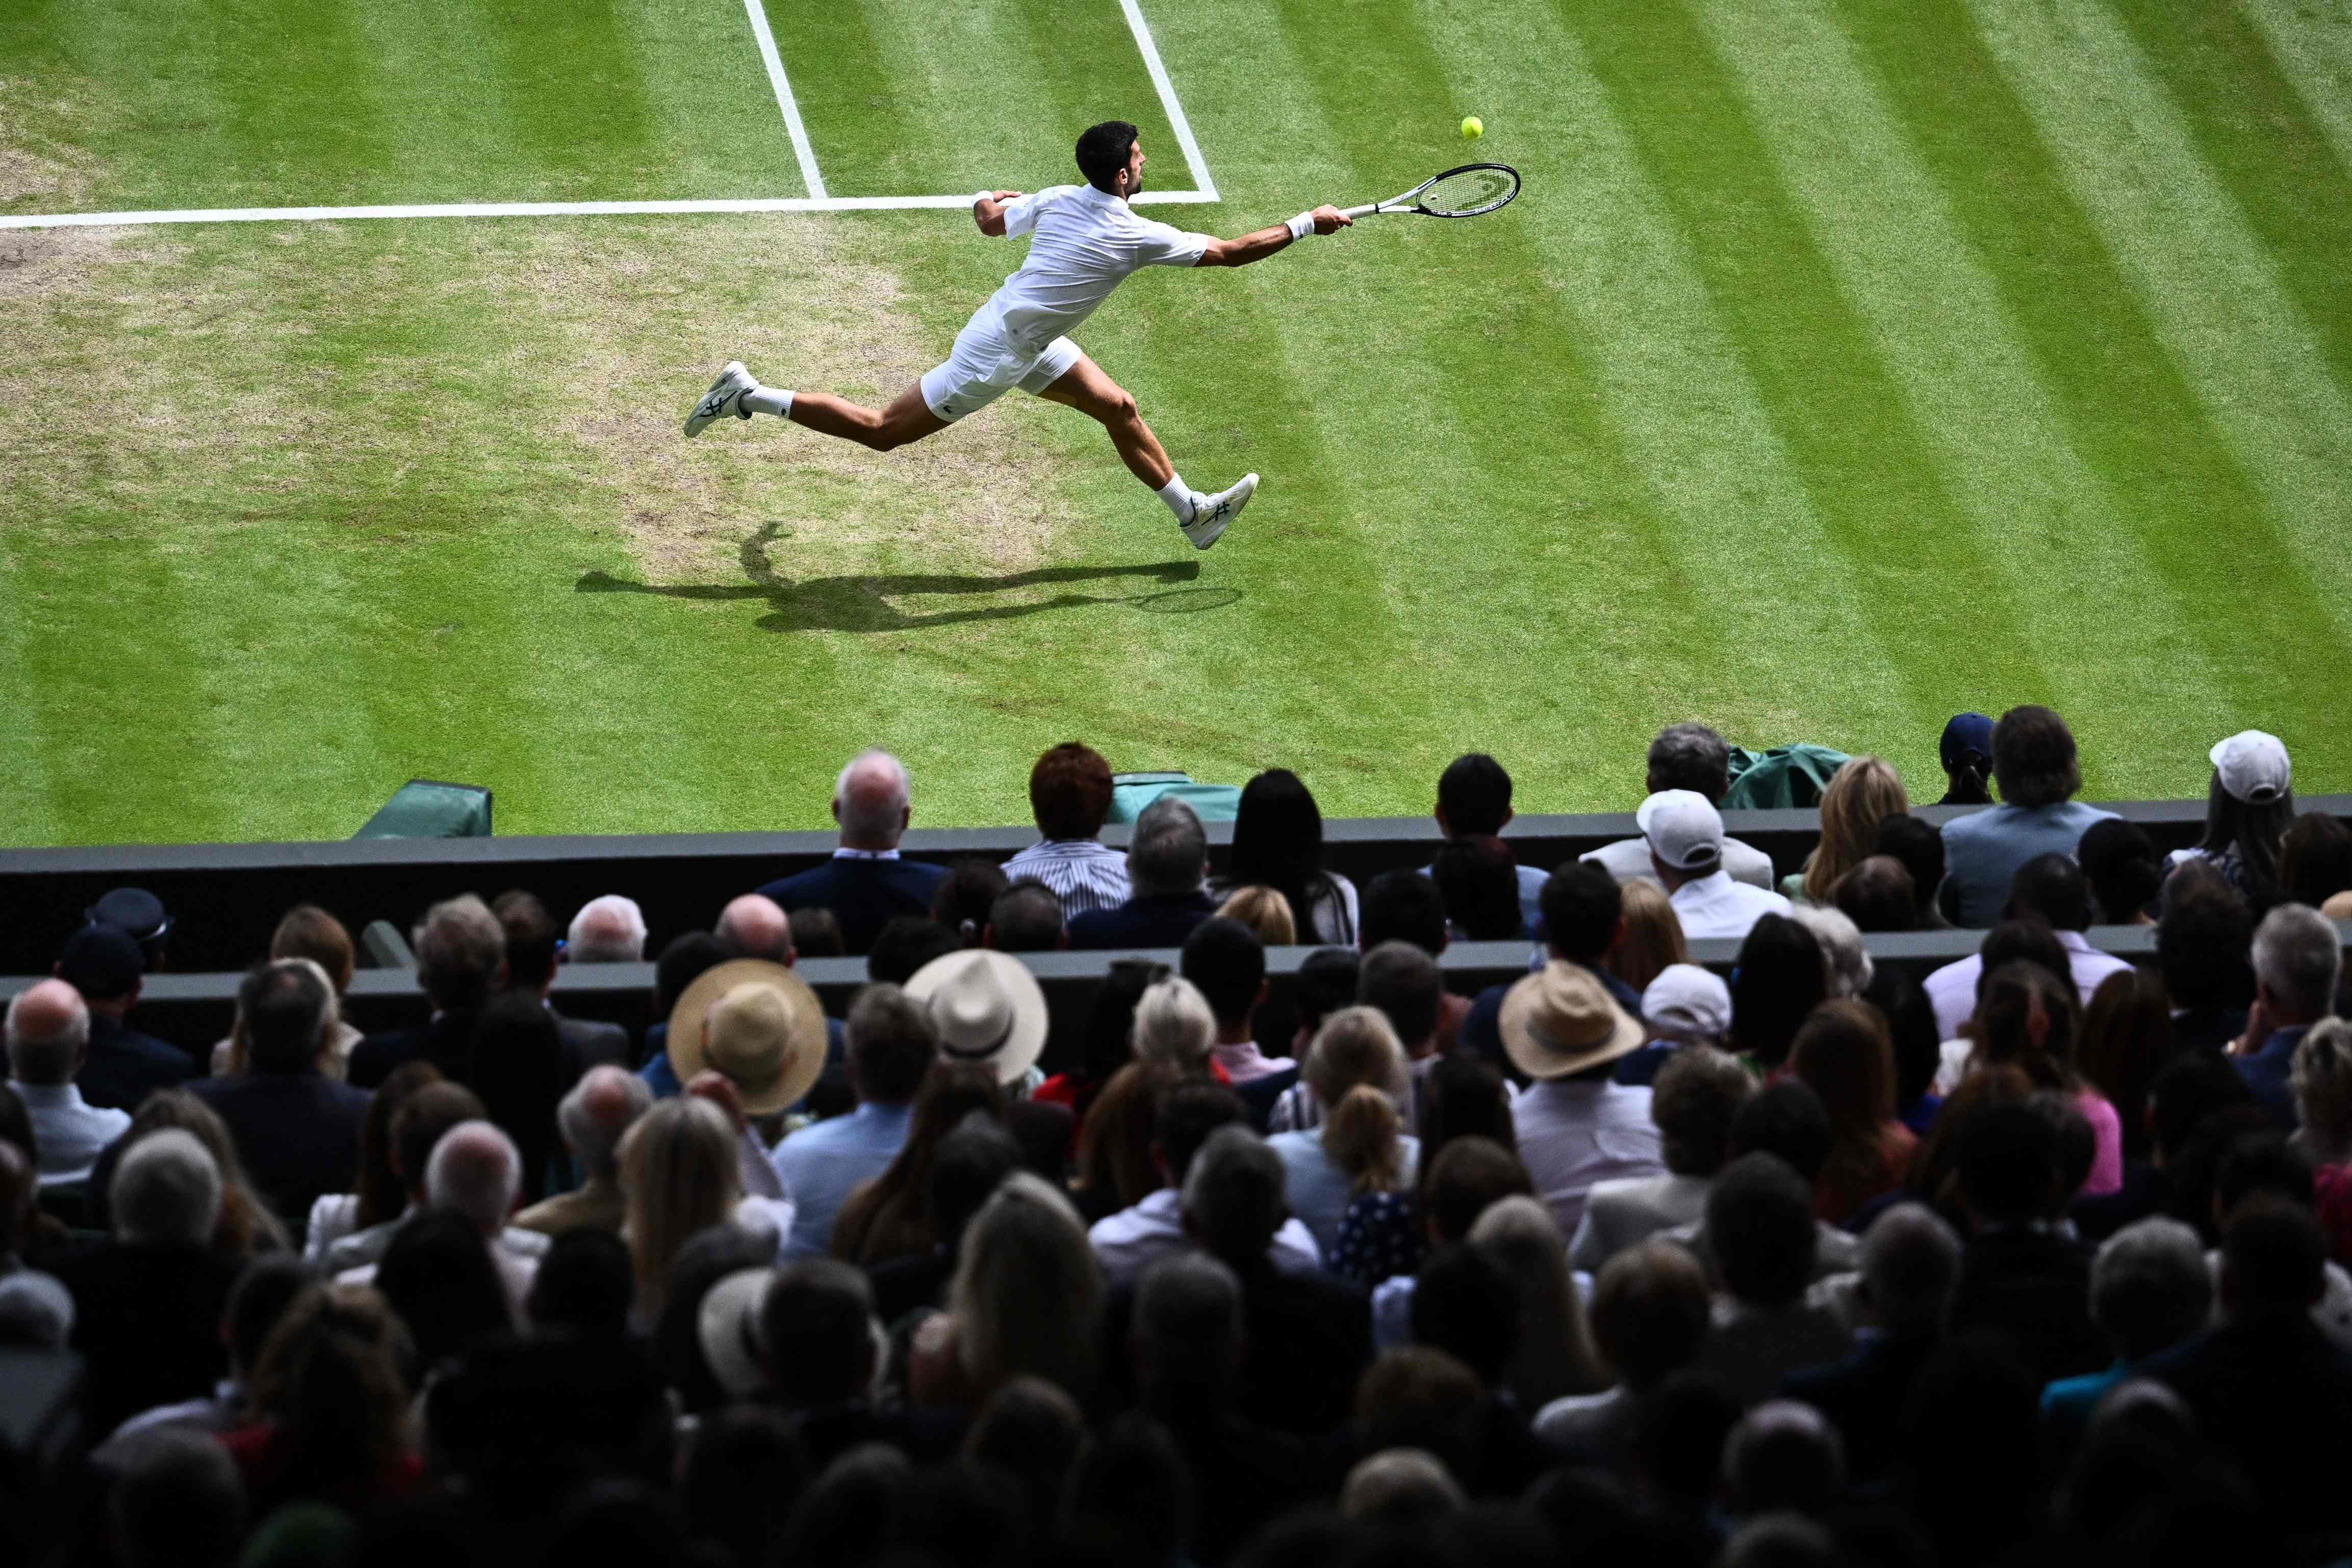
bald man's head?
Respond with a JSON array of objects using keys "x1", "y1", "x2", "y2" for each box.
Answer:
[
  {"x1": 5, "y1": 980, "x2": 91, "y2": 1087},
  {"x1": 559, "y1": 1065, "x2": 652, "y2": 1184},
  {"x1": 834, "y1": 750, "x2": 913, "y2": 849},
  {"x1": 718, "y1": 895, "x2": 795, "y2": 964}
]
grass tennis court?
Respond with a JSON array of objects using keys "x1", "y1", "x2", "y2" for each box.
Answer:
[{"x1": 3, "y1": 0, "x2": 2349, "y2": 846}]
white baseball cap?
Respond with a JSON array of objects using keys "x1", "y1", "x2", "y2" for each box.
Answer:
[
  {"x1": 1637, "y1": 789, "x2": 1725, "y2": 872},
  {"x1": 1641, "y1": 963, "x2": 1733, "y2": 1042},
  {"x1": 2210, "y1": 730, "x2": 2291, "y2": 805}
]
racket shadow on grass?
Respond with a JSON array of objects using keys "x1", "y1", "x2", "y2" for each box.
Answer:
[{"x1": 574, "y1": 522, "x2": 1242, "y2": 633}]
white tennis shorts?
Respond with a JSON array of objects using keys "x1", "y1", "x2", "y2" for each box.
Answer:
[{"x1": 919, "y1": 309, "x2": 1083, "y2": 423}]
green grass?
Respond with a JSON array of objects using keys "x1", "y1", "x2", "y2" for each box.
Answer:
[{"x1": 2, "y1": 0, "x2": 2349, "y2": 845}]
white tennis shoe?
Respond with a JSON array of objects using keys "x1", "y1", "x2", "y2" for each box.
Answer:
[
  {"x1": 683, "y1": 362, "x2": 756, "y2": 436},
  {"x1": 1182, "y1": 473, "x2": 1257, "y2": 551}
]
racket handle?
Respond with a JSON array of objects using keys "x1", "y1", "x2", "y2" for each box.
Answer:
[{"x1": 1338, "y1": 202, "x2": 1382, "y2": 219}]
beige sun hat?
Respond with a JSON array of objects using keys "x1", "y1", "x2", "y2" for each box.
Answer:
[
  {"x1": 904, "y1": 948, "x2": 1049, "y2": 1086},
  {"x1": 1498, "y1": 961, "x2": 1648, "y2": 1081},
  {"x1": 665, "y1": 958, "x2": 828, "y2": 1115}
]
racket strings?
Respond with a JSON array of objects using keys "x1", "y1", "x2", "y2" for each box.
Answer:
[{"x1": 1417, "y1": 166, "x2": 1518, "y2": 216}]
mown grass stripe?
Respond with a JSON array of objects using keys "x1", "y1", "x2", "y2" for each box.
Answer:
[
  {"x1": 1693, "y1": 0, "x2": 2258, "y2": 789},
  {"x1": 2240, "y1": 0, "x2": 2352, "y2": 170},
  {"x1": 2104, "y1": 0, "x2": 2352, "y2": 404},
  {"x1": 1831, "y1": 0, "x2": 2352, "y2": 789},
  {"x1": 1553, "y1": 0, "x2": 2057, "y2": 730}
]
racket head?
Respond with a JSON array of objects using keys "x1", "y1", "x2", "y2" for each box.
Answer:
[{"x1": 1409, "y1": 163, "x2": 1520, "y2": 217}]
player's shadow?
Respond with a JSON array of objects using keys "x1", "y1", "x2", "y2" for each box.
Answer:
[{"x1": 575, "y1": 522, "x2": 1241, "y2": 633}]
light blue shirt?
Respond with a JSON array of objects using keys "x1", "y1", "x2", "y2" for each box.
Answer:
[
  {"x1": 14, "y1": 1081, "x2": 131, "y2": 1185},
  {"x1": 1938, "y1": 800, "x2": 2118, "y2": 928},
  {"x1": 769, "y1": 1101, "x2": 913, "y2": 1256},
  {"x1": 1267, "y1": 1127, "x2": 1421, "y2": 1257}
]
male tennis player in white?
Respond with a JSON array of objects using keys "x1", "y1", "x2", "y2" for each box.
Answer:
[{"x1": 684, "y1": 120, "x2": 1350, "y2": 551}]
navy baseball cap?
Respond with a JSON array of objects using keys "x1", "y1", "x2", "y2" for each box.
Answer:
[
  {"x1": 57, "y1": 923, "x2": 144, "y2": 1000},
  {"x1": 1940, "y1": 713, "x2": 1995, "y2": 770},
  {"x1": 86, "y1": 887, "x2": 170, "y2": 945}
]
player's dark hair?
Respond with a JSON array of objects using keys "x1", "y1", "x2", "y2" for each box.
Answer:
[{"x1": 1076, "y1": 120, "x2": 1141, "y2": 193}]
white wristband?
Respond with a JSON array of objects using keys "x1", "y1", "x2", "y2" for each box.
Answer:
[
  {"x1": 1286, "y1": 211, "x2": 1317, "y2": 241},
  {"x1": 974, "y1": 190, "x2": 996, "y2": 210}
]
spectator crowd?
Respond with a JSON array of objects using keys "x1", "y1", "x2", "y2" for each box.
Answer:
[{"x1": 5, "y1": 710, "x2": 2352, "y2": 1568}]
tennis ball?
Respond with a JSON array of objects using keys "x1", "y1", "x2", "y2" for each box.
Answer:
[{"x1": 1461, "y1": 116, "x2": 1483, "y2": 140}]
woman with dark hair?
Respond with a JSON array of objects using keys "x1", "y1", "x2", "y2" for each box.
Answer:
[
  {"x1": 832, "y1": 1064, "x2": 1004, "y2": 1266},
  {"x1": 222, "y1": 1283, "x2": 422, "y2": 1514},
  {"x1": 372, "y1": 1210, "x2": 513, "y2": 1370},
  {"x1": 1216, "y1": 769, "x2": 1359, "y2": 945},
  {"x1": 1863, "y1": 968, "x2": 1944, "y2": 1135},
  {"x1": 2077, "y1": 818, "x2": 2163, "y2": 926},
  {"x1": 2077, "y1": 969, "x2": 2176, "y2": 1165},
  {"x1": 1728, "y1": 915, "x2": 1827, "y2": 1074},
  {"x1": 306, "y1": 1061, "x2": 440, "y2": 1263},
  {"x1": 2166, "y1": 731, "x2": 2295, "y2": 907},
  {"x1": 2281, "y1": 812, "x2": 2352, "y2": 911},
  {"x1": 931, "y1": 858, "x2": 1011, "y2": 948},
  {"x1": 1787, "y1": 1001, "x2": 1915, "y2": 1223},
  {"x1": 1968, "y1": 961, "x2": 2121, "y2": 1197},
  {"x1": 1069, "y1": 1061, "x2": 1183, "y2": 1223}
]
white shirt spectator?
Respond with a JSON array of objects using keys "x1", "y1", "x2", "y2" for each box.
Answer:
[
  {"x1": 1921, "y1": 931, "x2": 2135, "y2": 1043},
  {"x1": 14, "y1": 1082, "x2": 130, "y2": 1186},
  {"x1": 1001, "y1": 838, "x2": 1131, "y2": 919},
  {"x1": 1087, "y1": 1188, "x2": 1321, "y2": 1285},
  {"x1": 1567, "y1": 1171, "x2": 1715, "y2": 1274},
  {"x1": 1511, "y1": 1078, "x2": 1666, "y2": 1240},
  {"x1": 1666, "y1": 870, "x2": 1793, "y2": 941},
  {"x1": 1583, "y1": 834, "x2": 1778, "y2": 892}
]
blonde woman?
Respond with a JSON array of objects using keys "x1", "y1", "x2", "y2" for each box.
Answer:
[
  {"x1": 1791, "y1": 758, "x2": 1909, "y2": 906},
  {"x1": 617, "y1": 1097, "x2": 782, "y2": 1330},
  {"x1": 1129, "y1": 975, "x2": 1219, "y2": 1076},
  {"x1": 909, "y1": 1172, "x2": 1101, "y2": 1410},
  {"x1": 1471, "y1": 1195, "x2": 1607, "y2": 1409},
  {"x1": 1611, "y1": 881, "x2": 1688, "y2": 997},
  {"x1": 1268, "y1": 1006, "x2": 1419, "y2": 1253},
  {"x1": 1215, "y1": 885, "x2": 1298, "y2": 947}
]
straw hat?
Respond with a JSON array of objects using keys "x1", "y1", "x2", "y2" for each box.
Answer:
[
  {"x1": 1498, "y1": 962, "x2": 1647, "y2": 1081},
  {"x1": 664, "y1": 959, "x2": 827, "y2": 1115},
  {"x1": 904, "y1": 949, "x2": 1049, "y2": 1086}
]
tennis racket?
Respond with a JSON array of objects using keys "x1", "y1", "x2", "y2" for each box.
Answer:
[{"x1": 1339, "y1": 163, "x2": 1520, "y2": 220}]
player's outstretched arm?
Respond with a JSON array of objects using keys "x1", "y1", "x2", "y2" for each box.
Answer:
[
  {"x1": 1196, "y1": 204, "x2": 1350, "y2": 267},
  {"x1": 973, "y1": 191, "x2": 1022, "y2": 237}
]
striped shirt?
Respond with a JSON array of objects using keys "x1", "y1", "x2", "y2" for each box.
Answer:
[{"x1": 1001, "y1": 838, "x2": 1132, "y2": 919}]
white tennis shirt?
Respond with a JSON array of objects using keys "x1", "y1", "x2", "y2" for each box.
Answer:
[{"x1": 982, "y1": 184, "x2": 1213, "y2": 352}]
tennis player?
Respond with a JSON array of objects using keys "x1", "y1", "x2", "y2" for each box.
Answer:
[{"x1": 684, "y1": 120, "x2": 1350, "y2": 551}]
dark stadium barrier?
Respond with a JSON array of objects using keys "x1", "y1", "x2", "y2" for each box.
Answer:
[{"x1": 5, "y1": 795, "x2": 2342, "y2": 977}]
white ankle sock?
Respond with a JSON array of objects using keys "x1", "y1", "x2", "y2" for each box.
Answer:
[
  {"x1": 1156, "y1": 474, "x2": 1195, "y2": 524},
  {"x1": 743, "y1": 387, "x2": 793, "y2": 418}
]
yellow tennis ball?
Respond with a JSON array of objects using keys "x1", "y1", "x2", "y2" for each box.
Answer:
[{"x1": 1461, "y1": 116, "x2": 1483, "y2": 140}]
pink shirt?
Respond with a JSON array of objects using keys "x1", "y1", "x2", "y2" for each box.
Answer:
[{"x1": 2076, "y1": 1090, "x2": 2124, "y2": 1197}]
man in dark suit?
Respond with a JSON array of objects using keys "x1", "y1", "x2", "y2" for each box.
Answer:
[
  {"x1": 2150, "y1": 1197, "x2": 2352, "y2": 1539},
  {"x1": 756, "y1": 750, "x2": 949, "y2": 957},
  {"x1": 1066, "y1": 796, "x2": 1219, "y2": 952},
  {"x1": 191, "y1": 961, "x2": 372, "y2": 1227},
  {"x1": 492, "y1": 889, "x2": 632, "y2": 1086},
  {"x1": 57, "y1": 923, "x2": 194, "y2": 1113},
  {"x1": 348, "y1": 894, "x2": 507, "y2": 1089},
  {"x1": 1780, "y1": 1202, "x2": 1961, "y2": 1482},
  {"x1": 1100, "y1": 1124, "x2": 1371, "y2": 1436}
]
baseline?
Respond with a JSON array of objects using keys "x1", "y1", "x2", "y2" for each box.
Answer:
[{"x1": 0, "y1": 190, "x2": 1220, "y2": 231}]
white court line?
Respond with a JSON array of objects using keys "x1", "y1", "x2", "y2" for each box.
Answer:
[
  {"x1": 0, "y1": 1, "x2": 1225, "y2": 230},
  {"x1": 0, "y1": 190, "x2": 1221, "y2": 230},
  {"x1": 1118, "y1": 0, "x2": 1218, "y2": 201},
  {"x1": 740, "y1": 0, "x2": 827, "y2": 200}
]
